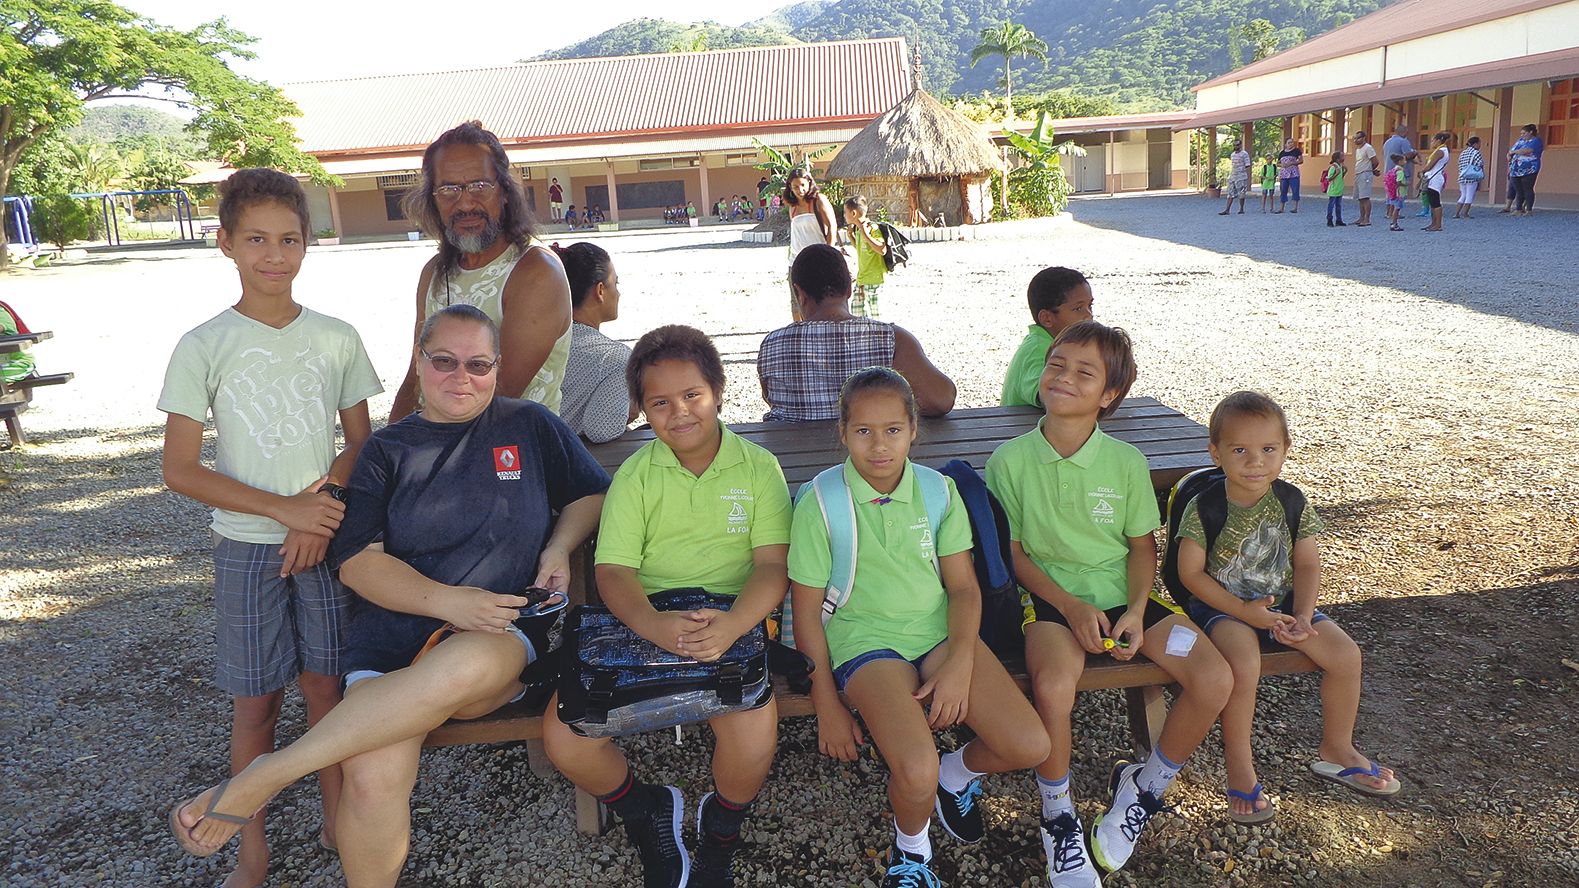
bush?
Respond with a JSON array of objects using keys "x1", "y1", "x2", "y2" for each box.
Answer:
[{"x1": 33, "y1": 195, "x2": 94, "y2": 253}]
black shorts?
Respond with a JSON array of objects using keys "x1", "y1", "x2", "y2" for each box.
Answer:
[
  {"x1": 1022, "y1": 594, "x2": 1177, "y2": 632},
  {"x1": 1423, "y1": 188, "x2": 1442, "y2": 209}
]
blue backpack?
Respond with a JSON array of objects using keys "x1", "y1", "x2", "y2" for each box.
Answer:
[
  {"x1": 780, "y1": 463, "x2": 949, "y2": 649},
  {"x1": 938, "y1": 459, "x2": 1025, "y2": 656}
]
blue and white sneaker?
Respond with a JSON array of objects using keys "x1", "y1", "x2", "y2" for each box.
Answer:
[
  {"x1": 621, "y1": 785, "x2": 690, "y2": 888},
  {"x1": 935, "y1": 776, "x2": 985, "y2": 844},
  {"x1": 1041, "y1": 810, "x2": 1101, "y2": 887},
  {"x1": 1089, "y1": 761, "x2": 1167, "y2": 874},
  {"x1": 882, "y1": 848, "x2": 942, "y2": 888}
]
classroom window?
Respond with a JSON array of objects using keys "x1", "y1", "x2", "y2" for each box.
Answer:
[
  {"x1": 1547, "y1": 79, "x2": 1579, "y2": 147},
  {"x1": 383, "y1": 190, "x2": 406, "y2": 221},
  {"x1": 724, "y1": 152, "x2": 758, "y2": 166}
]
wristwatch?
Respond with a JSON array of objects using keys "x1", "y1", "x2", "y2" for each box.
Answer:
[{"x1": 321, "y1": 482, "x2": 349, "y2": 503}]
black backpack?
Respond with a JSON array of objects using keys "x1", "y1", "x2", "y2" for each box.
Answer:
[
  {"x1": 1160, "y1": 468, "x2": 1306, "y2": 610},
  {"x1": 938, "y1": 459, "x2": 1024, "y2": 657},
  {"x1": 875, "y1": 221, "x2": 910, "y2": 272}
]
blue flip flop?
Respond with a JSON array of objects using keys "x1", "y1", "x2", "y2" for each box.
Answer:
[
  {"x1": 1227, "y1": 783, "x2": 1275, "y2": 824},
  {"x1": 1310, "y1": 759, "x2": 1402, "y2": 797}
]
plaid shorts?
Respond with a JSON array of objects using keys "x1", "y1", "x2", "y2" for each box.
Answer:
[
  {"x1": 212, "y1": 535, "x2": 350, "y2": 697},
  {"x1": 852, "y1": 283, "x2": 882, "y2": 318}
]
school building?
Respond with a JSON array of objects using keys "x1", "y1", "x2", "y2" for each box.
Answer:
[
  {"x1": 265, "y1": 39, "x2": 912, "y2": 237},
  {"x1": 1186, "y1": 0, "x2": 1579, "y2": 208}
]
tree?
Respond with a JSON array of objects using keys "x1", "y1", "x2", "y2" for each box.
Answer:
[
  {"x1": 0, "y1": 0, "x2": 331, "y2": 269},
  {"x1": 60, "y1": 142, "x2": 121, "y2": 193},
  {"x1": 31, "y1": 194, "x2": 93, "y2": 254},
  {"x1": 1004, "y1": 110, "x2": 1084, "y2": 216},
  {"x1": 751, "y1": 138, "x2": 837, "y2": 202},
  {"x1": 968, "y1": 20, "x2": 1049, "y2": 121}
]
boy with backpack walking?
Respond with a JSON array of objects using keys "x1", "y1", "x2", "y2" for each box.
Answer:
[{"x1": 843, "y1": 196, "x2": 887, "y2": 318}]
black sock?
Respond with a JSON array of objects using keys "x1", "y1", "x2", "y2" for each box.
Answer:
[
  {"x1": 598, "y1": 770, "x2": 656, "y2": 821},
  {"x1": 701, "y1": 792, "x2": 753, "y2": 843}
]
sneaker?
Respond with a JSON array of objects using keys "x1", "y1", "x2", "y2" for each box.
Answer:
[
  {"x1": 621, "y1": 785, "x2": 689, "y2": 888},
  {"x1": 691, "y1": 792, "x2": 739, "y2": 888},
  {"x1": 882, "y1": 848, "x2": 942, "y2": 888},
  {"x1": 934, "y1": 776, "x2": 985, "y2": 844},
  {"x1": 1042, "y1": 811, "x2": 1101, "y2": 888},
  {"x1": 1089, "y1": 761, "x2": 1167, "y2": 874}
]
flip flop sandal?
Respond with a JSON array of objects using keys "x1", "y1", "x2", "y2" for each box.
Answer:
[
  {"x1": 168, "y1": 778, "x2": 256, "y2": 857},
  {"x1": 1227, "y1": 783, "x2": 1276, "y2": 824},
  {"x1": 1309, "y1": 759, "x2": 1402, "y2": 797}
]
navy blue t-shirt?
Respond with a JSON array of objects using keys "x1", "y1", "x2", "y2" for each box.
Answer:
[{"x1": 330, "y1": 397, "x2": 611, "y2": 673}]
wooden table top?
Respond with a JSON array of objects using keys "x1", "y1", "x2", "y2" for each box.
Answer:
[{"x1": 586, "y1": 397, "x2": 1210, "y2": 492}]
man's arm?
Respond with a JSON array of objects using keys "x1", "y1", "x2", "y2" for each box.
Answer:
[
  {"x1": 892, "y1": 326, "x2": 957, "y2": 416},
  {"x1": 497, "y1": 247, "x2": 572, "y2": 400},
  {"x1": 389, "y1": 259, "x2": 437, "y2": 423}
]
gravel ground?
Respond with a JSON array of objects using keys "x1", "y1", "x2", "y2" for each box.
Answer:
[{"x1": 3, "y1": 194, "x2": 1577, "y2": 887}]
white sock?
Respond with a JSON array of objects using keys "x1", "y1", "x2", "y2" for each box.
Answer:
[
  {"x1": 1037, "y1": 773, "x2": 1074, "y2": 817},
  {"x1": 1135, "y1": 749, "x2": 1183, "y2": 798},
  {"x1": 938, "y1": 746, "x2": 985, "y2": 794},
  {"x1": 894, "y1": 821, "x2": 932, "y2": 860}
]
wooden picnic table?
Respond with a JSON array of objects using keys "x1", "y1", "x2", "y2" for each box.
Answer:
[
  {"x1": 0, "y1": 330, "x2": 52, "y2": 353},
  {"x1": 1, "y1": 331, "x2": 73, "y2": 447}
]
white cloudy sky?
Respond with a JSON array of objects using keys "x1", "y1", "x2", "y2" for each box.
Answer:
[{"x1": 122, "y1": 1, "x2": 785, "y2": 84}]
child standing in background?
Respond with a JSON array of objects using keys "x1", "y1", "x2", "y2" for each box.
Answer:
[
  {"x1": 843, "y1": 196, "x2": 888, "y2": 319},
  {"x1": 1325, "y1": 151, "x2": 1347, "y2": 227}
]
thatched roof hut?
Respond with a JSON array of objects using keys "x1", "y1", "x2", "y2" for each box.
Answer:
[{"x1": 826, "y1": 88, "x2": 1005, "y2": 226}]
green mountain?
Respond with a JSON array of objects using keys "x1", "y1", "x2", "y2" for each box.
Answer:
[{"x1": 534, "y1": 0, "x2": 1396, "y2": 109}]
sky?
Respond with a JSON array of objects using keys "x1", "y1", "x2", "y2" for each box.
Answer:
[{"x1": 121, "y1": 0, "x2": 787, "y2": 85}]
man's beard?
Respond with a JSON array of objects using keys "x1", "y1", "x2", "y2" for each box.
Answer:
[{"x1": 444, "y1": 212, "x2": 503, "y2": 254}]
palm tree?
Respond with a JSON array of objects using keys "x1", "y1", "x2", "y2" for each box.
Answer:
[{"x1": 970, "y1": 20, "x2": 1050, "y2": 122}]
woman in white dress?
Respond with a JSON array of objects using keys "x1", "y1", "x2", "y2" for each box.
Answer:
[{"x1": 782, "y1": 167, "x2": 838, "y2": 320}]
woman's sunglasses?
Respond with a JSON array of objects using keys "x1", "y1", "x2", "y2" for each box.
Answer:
[{"x1": 420, "y1": 349, "x2": 499, "y2": 377}]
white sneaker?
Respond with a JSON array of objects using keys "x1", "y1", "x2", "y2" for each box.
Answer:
[
  {"x1": 1041, "y1": 810, "x2": 1101, "y2": 887},
  {"x1": 1089, "y1": 761, "x2": 1166, "y2": 874}
]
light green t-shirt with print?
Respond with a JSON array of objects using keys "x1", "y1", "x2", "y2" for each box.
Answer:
[
  {"x1": 986, "y1": 421, "x2": 1160, "y2": 611},
  {"x1": 787, "y1": 460, "x2": 973, "y2": 668},
  {"x1": 1176, "y1": 488, "x2": 1325, "y2": 607},
  {"x1": 999, "y1": 324, "x2": 1053, "y2": 408},
  {"x1": 157, "y1": 306, "x2": 384, "y2": 544},
  {"x1": 849, "y1": 220, "x2": 887, "y2": 287},
  {"x1": 595, "y1": 425, "x2": 793, "y2": 597}
]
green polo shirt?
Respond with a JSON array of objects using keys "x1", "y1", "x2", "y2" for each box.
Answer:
[
  {"x1": 999, "y1": 324, "x2": 1053, "y2": 408},
  {"x1": 985, "y1": 421, "x2": 1160, "y2": 611},
  {"x1": 787, "y1": 459, "x2": 973, "y2": 668},
  {"x1": 596, "y1": 425, "x2": 793, "y2": 596}
]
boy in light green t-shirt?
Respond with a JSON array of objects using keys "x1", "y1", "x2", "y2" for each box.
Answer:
[
  {"x1": 999, "y1": 267, "x2": 1093, "y2": 408},
  {"x1": 544, "y1": 325, "x2": 788, "y2": 888},
  {"x1": 842, "y1": 195, "x2": 887, "y2": 318},
  {"x1": 985, "y1": 321, "x2": 1231, "y2": 884}
]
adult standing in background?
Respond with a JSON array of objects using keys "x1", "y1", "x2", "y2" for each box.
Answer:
[
  {"x1": 1352, "y1": 131, "x2": 1379, "y2": 226},
  {"x1": 1382, "y1": 123, "x2": 1417, "y2": 216},
  {"x1": 1508, "y1": 124, "x2": 1545, "y2": 216},
  {"x1": 554, "y1": 242, "x2": 636, "y2": 443},
  {"x1": 1274, "y1": 138, "x2": 1304, "y2": 213},
  {"x1": 389, "y1": 121, "x2": 574, "y2": 422},
  {"x1": 756, "y1": 175, "x2": 770, "y2": 220},
  {"x1": 782, "y1": 168, "x2": 838, "y2": 321},
  {"x1": 548, "y1": 178, "x2": 564, "y2": 223},
  {"x1": 1418, "y1": 132, "x2": 1451, "y2": 232},
  {"x1": 1219, "y1": 140, "x2": 1252, "y2": 215},
  {"x1": 1454, "y1": 136, "x2": 1485, "y2": 219}
]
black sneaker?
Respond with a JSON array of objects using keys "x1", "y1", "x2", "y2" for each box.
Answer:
[
  {"x1": 691, "y1": 791, "x2": 739, "y2": 888},
  {"x1": 934, "y1": 776, "x2": 985, "y2": 844},
  {"x1": 621, "y1": 785, "x2": 690, "y2": 888},
  {"x1": 882, "y1": 847, "x2": 942, "y2": 888}
]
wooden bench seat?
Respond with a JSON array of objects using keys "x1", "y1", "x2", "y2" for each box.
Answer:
[{"x1": 1, "y1": 370, "x2": 74, "y2": 446}]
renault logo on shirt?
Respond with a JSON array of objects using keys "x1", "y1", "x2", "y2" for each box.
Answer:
[{"x1": 493, "y1": 446, "x2": 522, "y2": 481}]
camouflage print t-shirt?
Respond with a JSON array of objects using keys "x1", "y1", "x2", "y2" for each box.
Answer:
[{"x1": 1176, "y1": 488, "x2": 1324, "y2": 605}]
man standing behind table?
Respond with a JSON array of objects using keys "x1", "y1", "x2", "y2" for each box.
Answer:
[
  {"x1": 1382, "y1": 123, "x2": 1418, "y2": 217},
  {"x1": 389, "y1": 121, "x2": 573, "y2": 423},
  {"x1": 1352, "y1": 131, "x2": 1379, "y2": 226}
]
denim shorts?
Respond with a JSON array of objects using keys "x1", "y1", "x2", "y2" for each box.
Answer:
[
  {"x1": 832, "y1": 641, "x2": 944, "y2": 693},
  {"x1": 1184, "y1": 596, "x2": 1329, "y2": 643},
  {"x1": 340, "y1": 603, "x2": 549, "y2": 694}
]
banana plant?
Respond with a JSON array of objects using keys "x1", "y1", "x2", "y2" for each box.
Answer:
[{"x1": 752, "y1": 138, "x2": 838, "y2": 199}]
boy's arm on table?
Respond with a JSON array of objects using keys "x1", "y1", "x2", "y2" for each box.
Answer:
[
  {"x1": 790, "y1": 580, "x2": 865, "y2": 761},
  {"x1": 1011, "y1": 540, "x2": 1110, "y2": 654},
  {"x1": 678, "y1": 544, "x2": 789, "y2": 662},
  {"x1": 340, "y1": 542, "x2": 532, "y2": 633},
  {"x1": 892, "y1": 326, "x2": 957, "y2": 416},
  {"x1": 162, "y1": 413, "x2": 345, "y2": 537},
  {"x1": 1176, "y1": 538, "x2": 1294, "y2": 633},
  {"x1": 919, "y1": 551, "x2": 981, "y2": 728}
]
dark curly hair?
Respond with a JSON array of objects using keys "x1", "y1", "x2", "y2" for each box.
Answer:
[
  {"x1": 218, "y1": 168, "x2": 311, "y2": 239},
  {"x1": 402, "y1": 120, "x2": 536, "y2": 278},
  {"x1": 790, "y1": 243, "x2": 851, "y2": 305},
  {"x1": 1026, "y1": 267, "x2": 1088, "y2": 320},
  {"x1": 550, "y1": 241, "x2": 613, "y2": 308},
  {"x1": 626, "y1": 325, "x2": 726, "y2": 405}
]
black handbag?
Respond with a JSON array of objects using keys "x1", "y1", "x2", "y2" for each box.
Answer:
[{"x1": 557, "y1": 588, "x2": 773, "y2": 738}]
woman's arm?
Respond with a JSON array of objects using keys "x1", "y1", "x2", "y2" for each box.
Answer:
[
  {"x1": 891, "y1": 326, "x2": 956, "y2": 416},
  {"x1": 534, "y1": 493, "x2": 605, "y2": 591},
  {"x1": 340, "y1": 543, "x2": 531, "y2": 632},
  {"x1": 815, "y1": 195, "x2": 838, "y2": 245}
]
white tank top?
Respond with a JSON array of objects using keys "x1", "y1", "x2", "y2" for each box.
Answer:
[
  {"x1": 424, "y1": 243, "x2": 572, "y2": 413},
  {"x1": 788, "y1": 211, "x2": 825, "y2": 263}
]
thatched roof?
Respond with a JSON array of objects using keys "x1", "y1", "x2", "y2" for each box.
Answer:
[{"x1": 826, "y1": 89, "x2": 1005, "y2": 180}]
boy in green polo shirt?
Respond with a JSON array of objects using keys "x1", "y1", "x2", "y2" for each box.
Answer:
[
  {"x1": 790, "y1": 368, "x2": 1047, "y2": 888},
  {"x1": 542, "y1": 325, "x2": 790, "y2": 888},
  {"x1": 999, "y1": 267, "x2": 1094, "y2": 408},
  {"x1": 985, "y1": 321, "x2": 1231, "y2": 885},
  {"x1": 843, "y1": 195, "x2": 887, "y2": 318}
]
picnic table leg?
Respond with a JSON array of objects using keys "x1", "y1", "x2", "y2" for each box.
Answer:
[
  {"x1": 525, "y1": 738, "x2": 554, "y2": 778},
  {"x1": 575, "y1": 787, "x2": 608, "y2": 836},
  {"x1": 4, "y1": 413, "x2": 22, "y2": 447},
  {"x1": 1124, "y1": 685, "x2": 1169, "y2": 756}
]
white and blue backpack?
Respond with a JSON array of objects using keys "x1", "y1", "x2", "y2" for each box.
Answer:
[{"x1": 780, "y1": 463, "x2": 950, "y2": 648}]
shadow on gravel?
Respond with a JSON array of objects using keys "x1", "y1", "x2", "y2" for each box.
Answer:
[{"x1": 1069, "y1": 195, "x2": 1579, "y2": 335}]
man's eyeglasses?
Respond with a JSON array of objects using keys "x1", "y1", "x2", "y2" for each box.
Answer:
[
  {"x1": 420, "y1": 349, "x2": 499, "y2": 376},
  {"x1": 432, "y1": 180, "x2": 497, "y2": 202}
]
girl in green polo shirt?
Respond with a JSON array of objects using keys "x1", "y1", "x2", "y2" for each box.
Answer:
[
  {"x1": 788, "y1": 368, "x2": 1047, "y2": 888},
  {"x1": 542, "y1": 325, "x2": 792, "y2": 888}
]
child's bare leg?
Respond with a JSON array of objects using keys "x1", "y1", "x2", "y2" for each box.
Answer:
[
  {"x1": 1207, "y1": 622, "x2": 1269, "y2": 817},
  {"x1": 940, "y1": 638, "x2": 1049, "y2": 773},
  {"x1": 1024, "y1": 623, "x2": 1087, "y2": 781},
  {"x1": 1288, "y1": 621, "x2": 1393, "y2": 789},
  {"x1": 298, "y1": 671, "x2": 343, "y2": 848},
  {"x1": 226, "y1": 691, "x2": 283, "y2": 888},
  {"x1": 708, "y1": 698, "x2": 778, "y2": 802},
  {"x1": 176, "y1": 632, "x2": 526, "y2": 851},
  {"x1": 541, "y1": 693, "x2": 631, "y2": 796},
  {"x1": 335, "y1": 734, "x2": 423, "y2": 888},
  {"x1": 1142, "y1": 615, "x2": 1233, "y2": 764},
  {"x1": 844, "y1": 659, "x2": 937, "y2": 835}
]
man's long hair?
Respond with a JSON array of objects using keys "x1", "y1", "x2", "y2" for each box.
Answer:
[{"x1": 402, "y1": 120, "x2": 536, "y2": 279}]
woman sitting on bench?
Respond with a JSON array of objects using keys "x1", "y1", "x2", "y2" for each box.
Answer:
[{"x1": 168, "y1": 305, "x2": 610, "y2": 887}]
